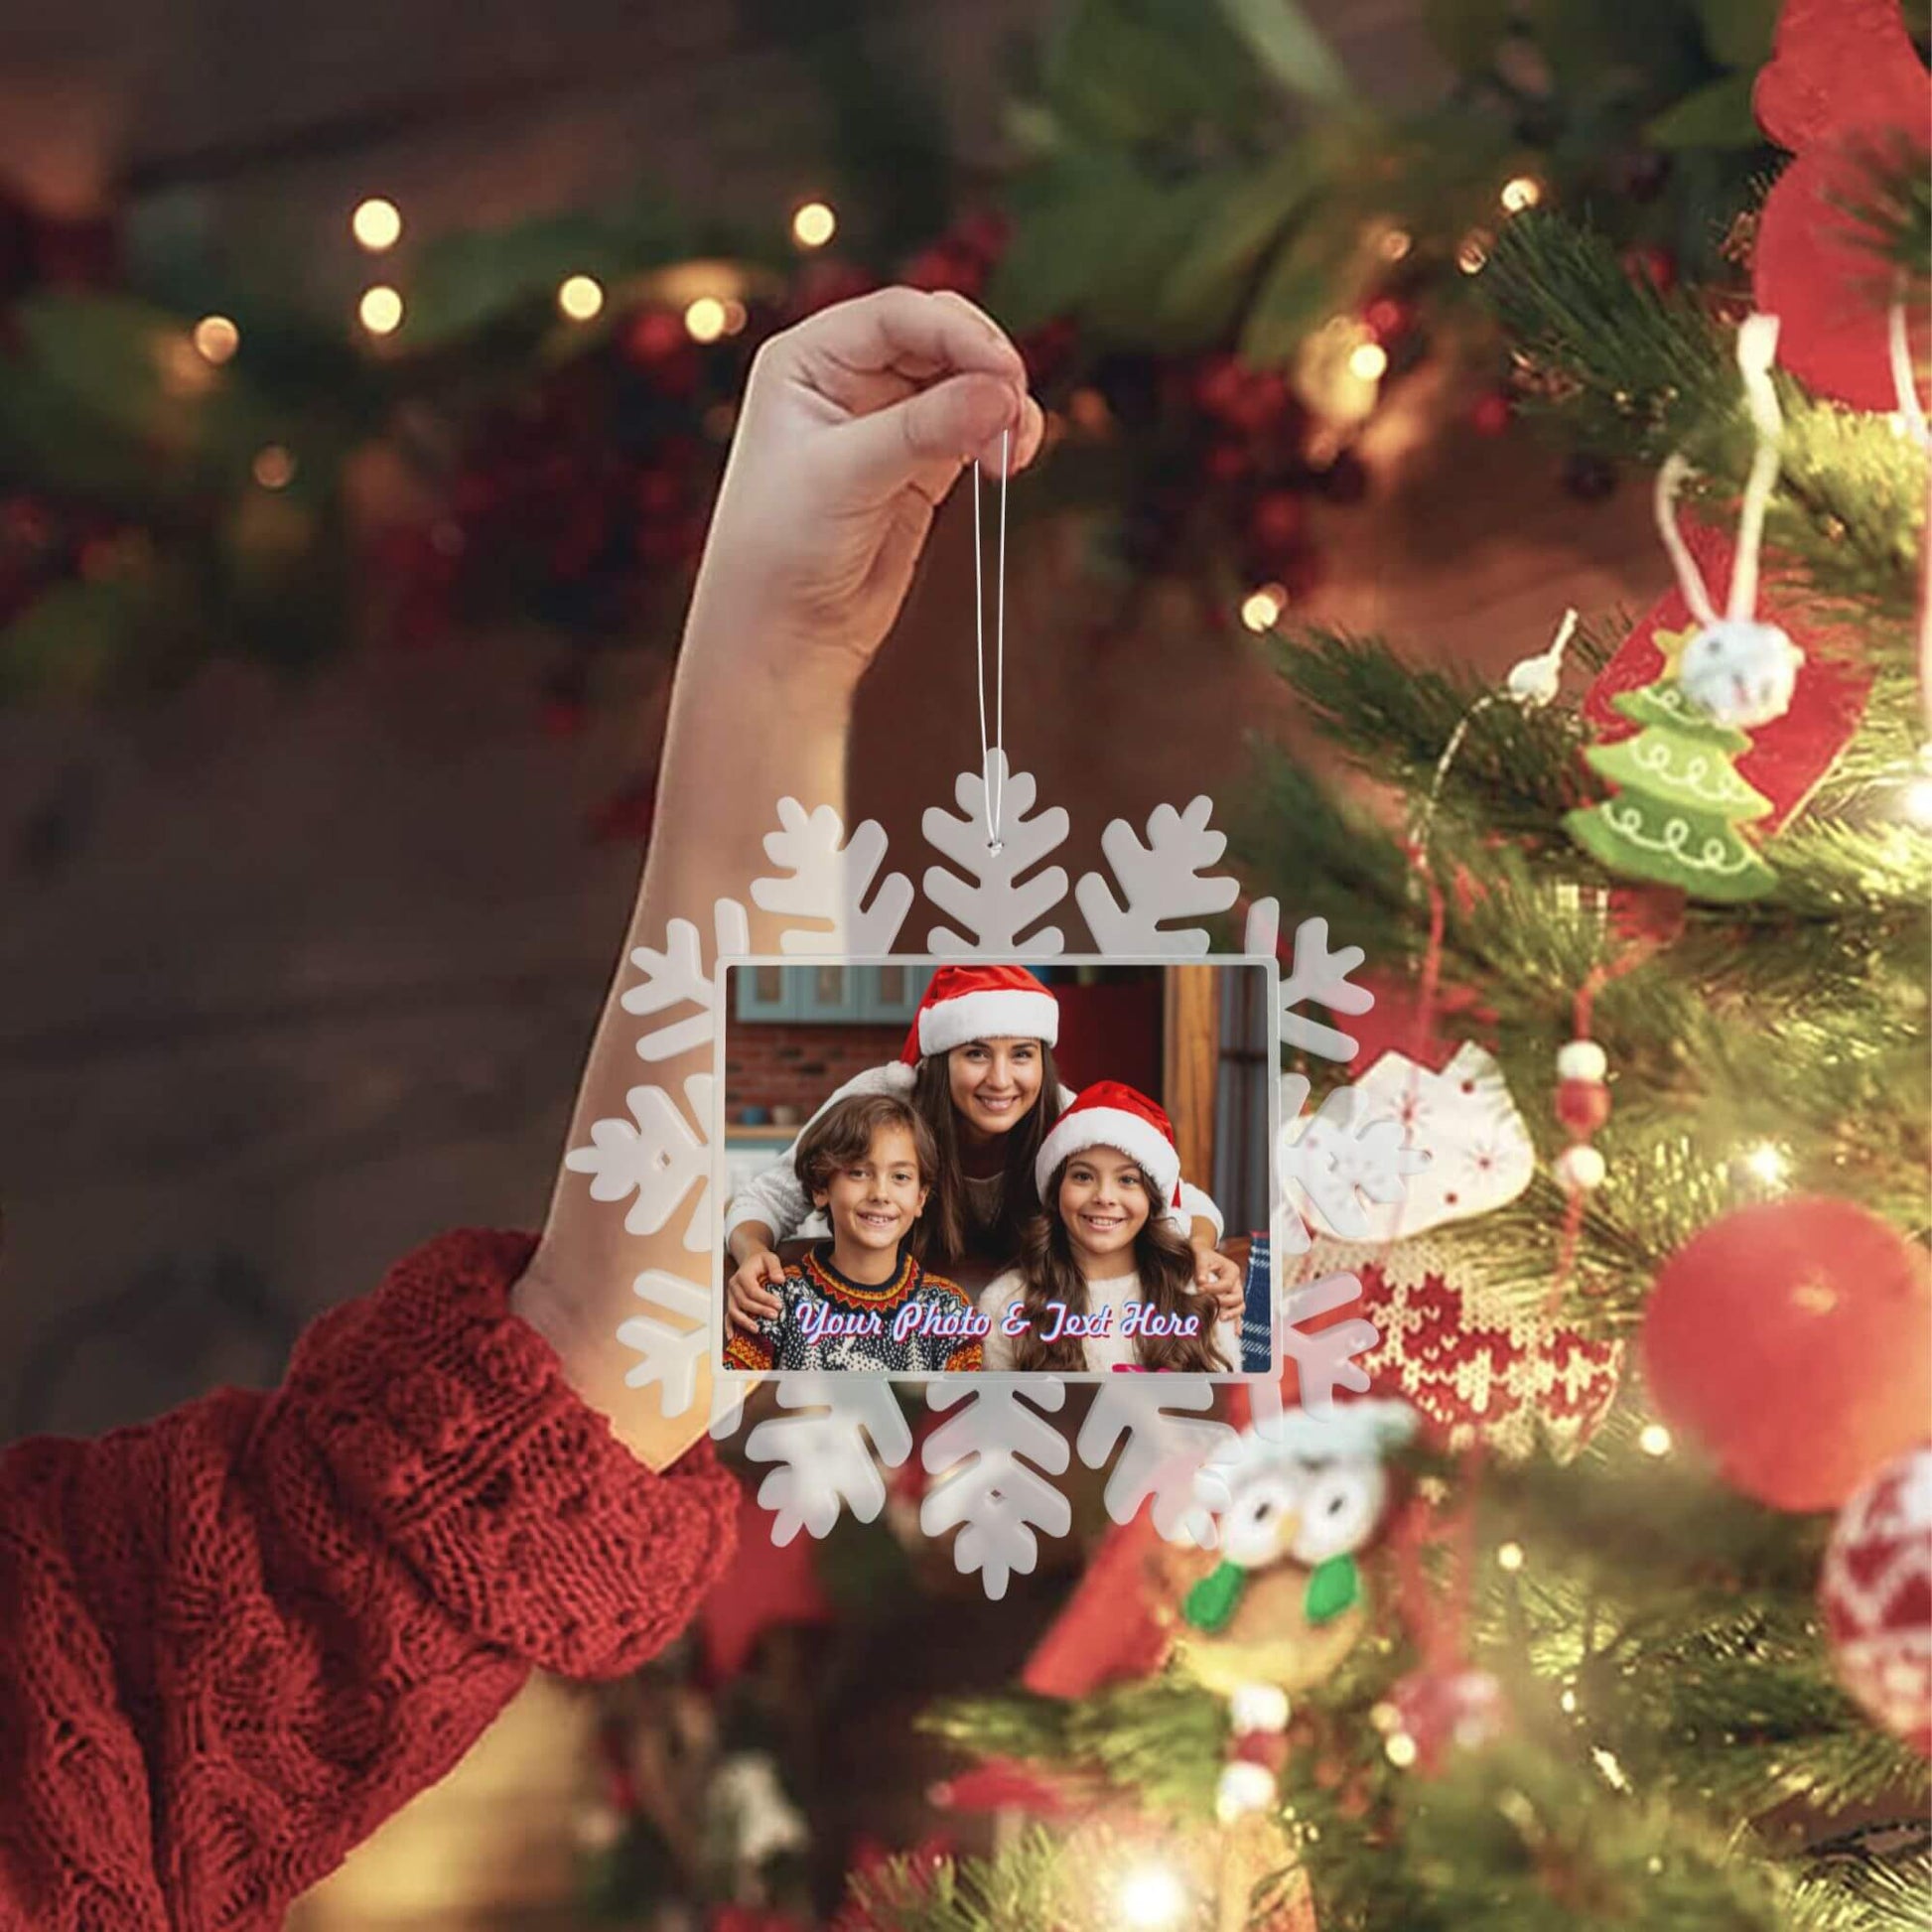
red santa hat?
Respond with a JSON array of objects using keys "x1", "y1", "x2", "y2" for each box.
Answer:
[
  {"x1": 1034, "y1": 1080, "x2": 1187, "y2": 1230},
  {"x1": 897, "y1": 964, "x2": 1060, "y2": 1067}
]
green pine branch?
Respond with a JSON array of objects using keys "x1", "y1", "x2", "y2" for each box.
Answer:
[{"x1": 1480, "y1": 211, "x2": 1927, "y2": 623}]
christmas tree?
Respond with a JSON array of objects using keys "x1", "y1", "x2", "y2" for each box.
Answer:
[{"x1": 846, "y1": 5, "x2": 1932, "y2": 1928}]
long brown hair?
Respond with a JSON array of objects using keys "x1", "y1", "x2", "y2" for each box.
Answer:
[
  {"x1": 907, "y1": 1043, "x2": 1063, "y2": 1269},
  {"x1": 1006, "y1": 1155, "x2": 1229, "y2": 1372}
]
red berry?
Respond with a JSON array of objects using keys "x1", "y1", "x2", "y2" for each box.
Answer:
[
  {"x1": 1555, "y1": 1078, "x2": 1611, "y2": 1136},
  {"x1": 1203, "y1": 441, "x2": 1252, "y2": 484},
  {"x1": 1621, "y1": 245, "x2": 1676, "y2": 293},
  {"x1": 1363, "y1": 295, "x2": 1412, "y2": 342},
  {"x1": 1470, "y1": 391, "x2": 1512, "y2": 437},
  {"x1": 1248, "y1": 488, "x2": 1306, "y2": 552},
  {"x1": 622, "y1": 309, "x2": 685, "y2": 364}
]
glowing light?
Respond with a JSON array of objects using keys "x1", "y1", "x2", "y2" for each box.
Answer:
[
  {"x1": 1240, "y1": 585, "x2": 1288, "y2": 632},
  {"x1": 1378, "y1": 226, "x2": 1413, "y2": 262},
  {"x1": 1347, "y1": 341, "x2": 1389, "y2": 382},
  {"x1": 1457, "y1": 233, "x2": 1491, "y2": 275},
  {"x1": 1739, "y1": 1141, "x2": 1790, "y2": 1188},
  {"x1": 351, "y1": 198, "x2": 403, "y2": 252},
  {"x1": 1500, "y1": 175, "x2": 1545, "y2": 214},
  {"x1": 791, "y1": 201, "x2": 837, "y2": 249},
  {"x1": 251, "y1": 445, "x2": 296, "y2": 489},
  {"x1": 1901, "y1": 774, "x2": 1932, "y2": 825},
  {"x1": 1639, "y1": 1423, "x2": 1674, "y2": 1458},
  {"x1": 1497, "y1": 1541, "x2": 1525, "y2": 1573},
  {"x1": 193, "y1": 316, "x2": 239, "y2": 364},
  {"x1": 1384, "y1": 1731, "x2": 1420, "y2": 1769},
  {"x1": 684, "y1": 296, "x2": 728, "y2": 343},
  {"x1": 1560, "y1": 1689, "x2": 1579, "y2": 1714},
  {"x1": 358, "y1": 285, "x2": 404, "y2": 337},
  {"x1": 1591, "y1": 1745, "x2": 1631, "y2": 1792},
  {"x1": 1115, "y1": 1860, "x2": 1189, "y2": 1930},
  {"x1": 558, "y1": 274, "x2": 605, "y2": 322}
]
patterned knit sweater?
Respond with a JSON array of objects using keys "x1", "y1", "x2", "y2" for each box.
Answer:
[{"x1": 0, "y1": 1229, "x2": 739, "y2": 1931}]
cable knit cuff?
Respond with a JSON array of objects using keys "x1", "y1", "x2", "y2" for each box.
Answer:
[{"x1": 260, "y1": 1229, "x2": 738, "y2": 1681}]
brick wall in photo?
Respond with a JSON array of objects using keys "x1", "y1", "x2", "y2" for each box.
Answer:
[{"x1": 725, "y1": 1021, "x2": 905, "y2": 1120}]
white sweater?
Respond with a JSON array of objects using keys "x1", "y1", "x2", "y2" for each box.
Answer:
[
  {"x1": 978, "y1": 1266, "x2": 1241, "y2": 1374},
  {"x1": 723, "y1": 1062, "x2": 1223, "y2": 1247}
]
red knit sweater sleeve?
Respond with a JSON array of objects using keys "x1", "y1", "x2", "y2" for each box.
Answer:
[{"x1": 0, "y1": 1228, "x2": 739, "y2": 1932}]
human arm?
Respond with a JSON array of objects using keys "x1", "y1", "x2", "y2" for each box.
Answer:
[
  {"x1": 1178, "y1": 1182, "x2": 1241, "y2": 1321},
  {"x1": 0, "y1": 1230, "x2": 736, "y2": 1930},
  {"x1": 515, "y1": 290, "x2": 1043, "y2": 1455}
]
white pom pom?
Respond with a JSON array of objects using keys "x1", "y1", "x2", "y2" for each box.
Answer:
[
  {"x1": 1677, "y1": 620, "x2": 1803, "y2": 730},
  {"x1": 1229, "y1": 1683, "x2": 1292, "y2": 1734},
  {"x1": 1555, "y1": 1145, "x2": 1607, "y2": 1192},
  {"x1": 1557, "y1": 1040, "x2": 1608, "y2": 1083},
  {"x1": 881, "y1": 1060, "x2": 917, "y2": 1090},
  {"x1": 1216, "y1": 1760, "x2": 1278, "y2": 1822}
]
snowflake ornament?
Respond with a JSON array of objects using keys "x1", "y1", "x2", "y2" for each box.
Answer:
[
  {"x1": 1277, "y1": 1074, "x2": 1433, "y2": 1258},
  {"x1": 923, "y1": 751, "x2": 1069, "y2": 954},
  {"x1": 565, "y1": 1072, "x2": 715, "y2": 1250},
  {"x1": 750, "y1": 798, "x2": 912, "y2": 954},
  {"x1": 1075, "y1": 795, "x2": 1242, "y2": 955},
  {"x1": 921, "y1": 1377, "x2": 1072, "y2": 1599},
  {"x1": 1077, "y1": 1378, "x2": 1236, "y2": 1547},
  {"x1": 622, "y1": 899, "x2": 751, "y2": 1062},
  {"x1": 742, "y1": 1375, "x2": 913, "y2": 1546},
  {"x1": 584, "y1": 765, "x2": 1424, "y2": 1599}
]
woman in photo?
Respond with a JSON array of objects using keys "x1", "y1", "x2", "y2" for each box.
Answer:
[
  {"x1": 723, "y1": 963, "x2": 1244, "y2": 1332},
  {"x1": 980, "y1": 1081, "x2": 1239, "y2": 1374}
]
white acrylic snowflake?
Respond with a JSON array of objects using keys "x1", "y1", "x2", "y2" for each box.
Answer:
[
  {"x1": 564, "y1": 1072, "x2": 714, "y2": 1251},
  {"x1": 1076, "y1": 795, "x2": 1242, "y2": 955},
  {"x1": 923, "y1": 751, "x2": 1069, "y2": 954},
  {"x1": 921, "y1": 1376, "x2": 1072, "y2": 1599},
  {"x1": 741, "y1": 1375, "x2": 912, "y2": 1545},
  {"x1": 574, "y1": 759, "x2": 1422, "y2": 1599},
  {"x1": 750, "y1": 798, "x2": 912, "y2": 955},
  {"x1": 1077, "y1": 1378, "x2": 1235, "y2": 1547}
]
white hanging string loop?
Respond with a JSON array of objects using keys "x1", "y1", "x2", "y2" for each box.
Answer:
[
  {"x1": 1726, "y1": 312, "x2": 1784, "y2": 623},
  {"x1": 1651, "y1": 314, "x2": 1784, "y2": 630},
  {"x1": 972, "y1": 428, "x2": 1011, "y2": 851},
  {"x1": 1410, "y1": 607, "x2": 1579, "y2": 867},
  {"x1": 1653, "y1": 455, "x2": 1721, "y2": 630},
  {"x1": 1888, "y1": 279, "x2": 1930, "y2": 451}
]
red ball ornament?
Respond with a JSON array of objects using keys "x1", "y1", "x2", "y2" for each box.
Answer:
[
  {"x1": 1378, "y1": 1667, "x2": 1509, "y2": 1776},
  {"x1": 1643, "y1": 1198, "x2": 1932, "y2": 1511},
  {"x1": 1821, "y1": 1445, "x2": 1932, "y2": 1755}
]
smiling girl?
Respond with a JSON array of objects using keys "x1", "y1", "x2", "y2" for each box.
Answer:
[
  {"x1": 724, "y1": 965, "x2": 1243, "y2": 1328},
  {"x1": 980, "y1": 1081, "x2": 1238, "y2": 1373}
]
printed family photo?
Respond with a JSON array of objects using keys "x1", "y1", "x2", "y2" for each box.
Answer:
[{"x1": 716, "y1": 961, "x2": 1275, "y2": 1375}]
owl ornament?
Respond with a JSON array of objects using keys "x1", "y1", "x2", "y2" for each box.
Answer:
[
  {"x1": 1175, "y1": 1399, "x2": 1419, "y2": 1827},
  {"x1": 1565, "y1": 316, "x2": 1809, "y2": 903}
]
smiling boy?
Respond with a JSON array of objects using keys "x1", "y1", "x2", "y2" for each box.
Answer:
[{"x1": 722, "y1": 1092, "x2": 985, "y2": 1372}]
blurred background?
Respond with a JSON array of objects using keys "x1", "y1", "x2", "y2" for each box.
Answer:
[{"x1": 1, "y1": 0, "x2": 1925, "y2": 1927}]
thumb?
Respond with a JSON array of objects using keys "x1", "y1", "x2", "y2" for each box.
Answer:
[{"x1": 830, "y1": 370, "x2": 1024, "y2": 502}]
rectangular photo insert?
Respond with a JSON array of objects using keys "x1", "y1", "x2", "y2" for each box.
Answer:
[{"x1": 712, "y1": 958, "x2": 1277, "y2": 1379}]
